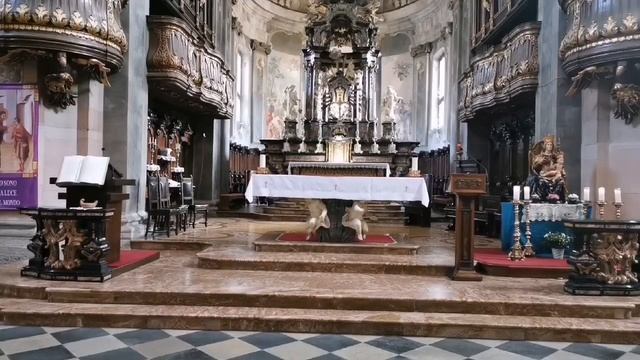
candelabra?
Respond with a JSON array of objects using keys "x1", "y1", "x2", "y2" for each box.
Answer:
[
  {"x1": 522, "y1": 199, "x2": 535, "y2": 257},
  {"x1": 614, "y1": 202, "x2": 624, "y2": 220},
  {"x1": 582, "y1": 201, "x2": 591, "y2": 220},
  {"x1": 596, "y1": 201, "x2": 606, "y2": 220},
  {"x1": 509, "y1": 200, "x2": 525, "y2": 261}
]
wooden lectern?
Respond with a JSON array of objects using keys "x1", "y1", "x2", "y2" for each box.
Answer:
[{"x1": 450, "y1": 173, "x2": 487, "y2": 281}]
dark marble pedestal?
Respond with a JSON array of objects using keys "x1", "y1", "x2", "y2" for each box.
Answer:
[
  {"x1": 317, "y1": 199, "x2": 358, "y2": 243},
  {"x1": 564, "y1": 220, "x2": 640, "y2": 296}
]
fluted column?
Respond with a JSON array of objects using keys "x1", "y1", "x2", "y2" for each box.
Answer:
[{"x1": 250, "y1": 40, "x2": 271, "y2": 143}]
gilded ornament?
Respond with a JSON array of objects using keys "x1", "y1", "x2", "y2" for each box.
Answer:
[
  {"x1": 603, "y1": 16, "x2": 619, "y2": 37},
  {"x1": 14, "y1": 3, "x2": 31, "y2": 24},
  {"x1": 622, "y1": 14, "x2": 638, "y2": 34},
  {"x1": 86, "y1": 15, "x2": 100, "y2": 35},
  {"x1": 3, "y1": 4, "x2": 13, "y2": 22},
  {"x1": 585, "y1": 21, "x2": 599, "y2": 42},
  {"x1": 33, "y1": 4, "x2": 49, "y2": 25},
  {"x1": 611, "y1": 83, "x2": 640, "y2": 125},
  {"x1": 69, "y1": 11, "x2": 85, "y2": 31},
  {"x1": 51, "y1": 7, "x2": 68, "y2": 27}
]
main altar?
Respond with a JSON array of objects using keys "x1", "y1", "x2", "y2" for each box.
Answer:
[{"x1": 261, "y1": 0, "x2": 418, "y2": 176}]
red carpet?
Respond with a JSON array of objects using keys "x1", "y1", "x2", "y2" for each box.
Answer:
[
  {"x1": 474, "y1": 248, "x2": 570, "y2": 278},
  {"x1": 109, "y1": 250, "x2": 160, "y2": 276},
  {"x1": 278, "y1": 232, "x2": 396, "y2": 245}
]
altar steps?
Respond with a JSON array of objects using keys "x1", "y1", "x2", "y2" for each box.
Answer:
[
  {"x1": 2, "y1": 298, "x2": 639, "y2": 344},
  {"x1": 266, "y1": 200, "x2": 407, "y2": 225}
]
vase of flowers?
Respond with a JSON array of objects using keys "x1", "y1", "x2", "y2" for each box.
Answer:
[{"x1": 544, "y1": 232, "x2": 571, "y2": 259}]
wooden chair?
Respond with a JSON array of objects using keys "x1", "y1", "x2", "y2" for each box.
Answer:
[
  {"x1": 145, "y1": 175, "x2": 186, "y2": 237},
  {"x1": 182, "y1": 176, "x2": 208, "y2": 228}
]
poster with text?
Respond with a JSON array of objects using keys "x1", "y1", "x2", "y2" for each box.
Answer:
[{"x1": 0, "y1": 85, "x2": 39, "y2": 210}]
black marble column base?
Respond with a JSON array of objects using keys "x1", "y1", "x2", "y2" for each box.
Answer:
[
  {"x1": 564, "y1": 277, "x2": 640, "y2": 296},
  {"x1": 21, "y1": 262, "x2": 112, "y2": 282}
]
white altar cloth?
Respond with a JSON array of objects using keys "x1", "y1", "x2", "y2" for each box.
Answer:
[
  {"x1": 287, "y1": 162, "x2": 391, "y2": 177},
  {"x1": 245, "y1": 174, "x2": 429, "y2": 207},
  {"x1": 525, "y1": 203, "x2": 584, "y2": 222}
]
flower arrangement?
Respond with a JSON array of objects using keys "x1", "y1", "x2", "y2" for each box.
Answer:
[
  {"x1": 544, "y1": 232, "x2": 572, "y2": 249},
  {"x1": 567, "y1": 193, "x2": 580, "y2": 204}
]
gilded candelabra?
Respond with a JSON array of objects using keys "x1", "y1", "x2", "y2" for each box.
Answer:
[
  {"x1": 597, "y1": 201, "x2": 607, "y2": 220},
  {"x1": 614, "y1": 202, "x2": 624, "y2": 219},
  {"x1": 582, "y1": 201, "x2": 591, "y2": 220},
  {"x1": 509, "y1": 200, "x2": 525, "y2": 261},
  {"x1": 522, "y1": 199, "x2": 535, "y2": 257}
]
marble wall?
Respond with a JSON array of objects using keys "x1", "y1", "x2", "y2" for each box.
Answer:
[
  {"x1": 381, "y1": 33, "x2": 414, "y2": 141},
  {"x1": 265, "y1": 32, "x2": 303, "y2": 139}
]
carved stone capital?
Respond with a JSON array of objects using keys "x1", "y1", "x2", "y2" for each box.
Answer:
[
  {"x1": 250, "y1": 39, "x2": 272, "y2": 55},
  {"x1": 410, "y1": 42, "x2": 432, "y2": 57},
  {"x1": 232, "y1": 16, "x2": 242, "y2": 35}
]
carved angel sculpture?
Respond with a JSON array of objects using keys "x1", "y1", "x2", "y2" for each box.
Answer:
[
  {"x1": 342, "y1": 202, "x2": 368, "y2": 241},
  {"x1": 305, "y1": 199, "x2": 330, "y2": 240},
  {"x1": 73, "y1": 58, "x2": 112, "y2": 87},
  {"x1": 565, "y1": 66, "x2": 608, "y2": 96},
  {"x1": 611, "y1": 83, "x2": 640, "y2": 124}
]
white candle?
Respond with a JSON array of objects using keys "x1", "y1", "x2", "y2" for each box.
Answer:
[
  {"x1": 411, "y1": 157, "x2": 418, "y2": 171},
  {"x1": 513, "y1": 186, "x2": 521, "y2": 201},
  {"x1": 583, "y1": 187, "x2": 590, "y2": 202},
  {"x1": 614, "y1": 188, "x2": 622, "y2": 203},
  {"x1": 523, "y1": 186, "x2": 530, "y2": 200},
  {"x1": 598, "y1": 187, "x2": 605, "y2": 202},
  {"x1": 259, "y1": 154, "x2": 266, "y2": 168}
]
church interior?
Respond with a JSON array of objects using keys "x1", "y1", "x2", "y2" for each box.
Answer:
[{"x1": 1, "y1": 0, "x2": 640, "y2": 359}]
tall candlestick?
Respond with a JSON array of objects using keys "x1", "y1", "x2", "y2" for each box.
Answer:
[
  {"x1": 259, "y1": 154, "x2": 266, "y2": 168},
  {"x1": 614, "y1": 188, "x2": 622, "y2": 203},
  {"x1": 598, "y1": 187, "x2": 605, "y2": 202},
  {"x1": 411, "y1": 157, "x2": 418, "y2": 171},
  {"x1": 583, "y1": 187, "x2": 590, "y2": 202},
  {"x1": 513, "y1": 186, "x2": 521, "y2": 201},
  {"x1": 523, "y1": 186, "x2": 530, "y2": 200}
]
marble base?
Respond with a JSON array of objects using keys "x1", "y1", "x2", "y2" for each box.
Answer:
[
  {"x1": 565, "y1": 278, "x2": 640, "y2": 296},
  {"x1": 253, "y1": 240, "x2": 419, "y2": 255}
]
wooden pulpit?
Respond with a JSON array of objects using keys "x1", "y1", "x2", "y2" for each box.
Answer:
[{"x1": 450, "y1": 173, "x2": 487, "y2": 281}]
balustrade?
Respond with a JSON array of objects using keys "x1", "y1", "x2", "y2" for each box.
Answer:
[{"x1": 472, "y1": 0, "x2": 532, "y2": 47}]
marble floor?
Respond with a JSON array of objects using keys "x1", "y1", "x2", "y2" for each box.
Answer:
[{"x1": 1, "y1": 325, "x2": 639, "y2": 360}]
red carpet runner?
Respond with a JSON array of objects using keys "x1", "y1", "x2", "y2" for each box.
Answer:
[
  {"x1": 474, "y1": 248, "x2": 570, "y2": 278},
  {"x1": 278, "y1": 233, "x2": 397, "y2": 245}
]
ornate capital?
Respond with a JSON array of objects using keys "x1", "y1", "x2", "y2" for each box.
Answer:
[
  {"x1": 250, "y1": 39, "x2": 272, "y2": 55},
  {"x1": 410, "y1": 42, "x2": 432, "y2": 57},
  {"x1": 232, "y1": 16, "x2": 242, "y2": 35}
]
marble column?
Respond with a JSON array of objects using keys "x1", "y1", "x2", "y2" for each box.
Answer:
[
  {"x1": 411, "y1": 42, "x2": 431, "y2": 146},
  {"x1": 250, "y1": 40, "x2": 270, "y2": 144},
  {"x1": 76, "y1": 76, "x2": 104, "y2": 156},
  {"x1": 448, "y1": 0, "x2": 471, "y2": 163},
  {"x1": 103, "y1": 2, "x2": 150, "y2": 239},
  {"x1": 535, "y1": 0, "x2": 581, "y2": 192}
]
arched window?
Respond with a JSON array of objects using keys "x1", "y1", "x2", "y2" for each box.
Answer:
[{"x1": 430, "y1": 49, "x2": 446, "y2": 133}]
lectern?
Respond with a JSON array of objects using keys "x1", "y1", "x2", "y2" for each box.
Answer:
[{"x1": 450, "y1": 173, "x2": 487, "y2": 281}]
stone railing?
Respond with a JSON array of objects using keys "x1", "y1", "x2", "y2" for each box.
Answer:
[
  {"x1": 147, "y1": 16, "x2": 234, "y2": 118},
  {"x1": 458, "y1": 22, "x2": 539, "y2": 121},
  {"x1": 0, "y1": 0, "x2": 128, "y2": 67},
  {"x1": 559, "y1": 0, "x2": 640, "y2": 75}
]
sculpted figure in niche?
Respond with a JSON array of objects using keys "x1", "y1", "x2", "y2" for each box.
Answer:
[
  {"x1": 527, "y1": 135, "x2": 567, "y2": 203},
  {"x1": 342, "y1": 202, "x2": 368, "y2": 241},
  {"x1": 382, "y1": 86, "x2": 398, "y2": 123},
  {"x1": 305, "y1": 199, "x2": 330, "y2": 240}
]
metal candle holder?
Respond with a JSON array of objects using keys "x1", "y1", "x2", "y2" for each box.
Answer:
[
  {"x1": 614, "y1": 202, "x2": 624, "y2": 219},
  {"x1": 582, "y1": 201, "x2": 591, "y2": 220},
  {"x1": 597, "y1": 201, "x2": 607, "y2": 220},
  {"x1": 509, "y1": 200, "x2": 525, "y2": 261},
  {"x1": 522, "y1": 199, "x2": 535, "y2": 257}
]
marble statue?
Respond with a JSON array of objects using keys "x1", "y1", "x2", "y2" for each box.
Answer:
[
  {"x1": 527, "y1": 135, "x2": 567, "y2": 202},
  {"x1": 342, "y1": 202, "x2": 368, "y2": 241},
  {"x1": 305, "y1": 199, "x2": 330, "y2": 240},
  {"x1": 382, "y1": 86, "x2": 398, "y2": 123},
  {"x1": 283, "y1": 85, "x2": 300, "y2": 120}
]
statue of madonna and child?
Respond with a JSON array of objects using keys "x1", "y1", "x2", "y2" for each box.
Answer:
[{"x1": 527, "y1": 135, "x2": 567, "y2": 203}]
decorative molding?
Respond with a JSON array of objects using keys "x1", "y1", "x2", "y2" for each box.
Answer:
[
  {"x1": 250, "y1": 39, "x2": 272, "y2": 55},
  {"x1": 147, "y1": 16, "x2": 234, "y2": 118},
  {"x1": 410, "y1": 42, "x2": 432, "y2": 57},
  {"x1": 458, "y1": 22, "x2": 540, "y2": 121}
]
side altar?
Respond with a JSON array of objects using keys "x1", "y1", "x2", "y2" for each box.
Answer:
[{"x1": 245, "y1": 174, "x2": 429, "y2": 243}]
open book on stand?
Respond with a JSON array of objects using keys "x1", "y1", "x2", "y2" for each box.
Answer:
[{"x1": 56, "y1": 156, "x2": 110, "y2": 187}]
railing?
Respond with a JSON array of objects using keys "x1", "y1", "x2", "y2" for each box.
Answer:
[
  {"x1": 472, "y1": 0, "x2": 530, "y2": 47},
  {"x1": 459, "y1": 22, "x2": 539, "y2": 121},
  {"x1": 418, "y1": 145, "x2": 450, "y2": 199},
  {"x1": 147, "y1": 15, "x2": 234, "y2": 118},
  {"x1": 159, "y1": 0, "x2": 215, "y2": 46},
  {"x1": 229, "y1": 143, "x2": 260, "y2": 194}
]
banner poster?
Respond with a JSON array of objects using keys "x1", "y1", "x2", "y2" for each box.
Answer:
[{"x1": 0, "y1": 85, "x2": 39, "y2": 210}]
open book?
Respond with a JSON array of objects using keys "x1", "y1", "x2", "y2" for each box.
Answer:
[{"x1": 56, "y1": 156, "x2": 110, "y2": 186}]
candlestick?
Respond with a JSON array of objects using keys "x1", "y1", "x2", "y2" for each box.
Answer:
[
  {"x1": 509, "y1": 200, "x2": 525, "y2": 261},
  {"x1": 582, "y1": 200, "x2": 591, "y2": 220},
  {"x1": 583, "y1": 187, "x2": 590, "y2": 202},
  {"x1": 523, "y1": 186, "x2": 530, "y2": 200},
  {"x1": 513, "y1": 186, "x2": 521, "y2": 202},
  {"x1": 259, "y1": 154, "x2": 266, "y2": 168},
  {"x1": 523, "y1": 199, "x2": 535, "y2": 257},
  {"x1": 598, "y1": 187, "x2": 605, "y2": 202},
  {"x1": 614, "y1": 202, "x2": 623, "y2": 219},
  {"x1": 614, "y1": 188, "x2": 622, "y2": 204},
  {"x1": 597, "y1": 200, "x2": 606, "y2": 220},
  {"x1": 411, "y1": 157, "x2": 418, "y2": 171}
]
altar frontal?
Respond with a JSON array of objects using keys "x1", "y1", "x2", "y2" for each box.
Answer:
[{"x1": 246, "y1": 174, "x2": 429, "y2": 243}]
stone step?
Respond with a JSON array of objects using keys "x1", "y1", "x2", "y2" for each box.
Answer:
[
  {"x1": 196, "y1": 248, "x2": 451, "y2": 277},
  {"x1": 253, "y1": 240, "x2": 419, "y2": 255},
  {"x1": 263, "y1": 207, "x2": 310, "y2": 215},
  {"x1": 2, "y1": 298, "x2": 639, "y2": 343}
]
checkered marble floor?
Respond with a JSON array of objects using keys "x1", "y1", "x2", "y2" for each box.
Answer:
[{"x1": 0, "y1": 326, "x2": 639, "y2": 360}]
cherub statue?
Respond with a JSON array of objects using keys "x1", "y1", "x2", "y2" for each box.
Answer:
[
  {"x1": 527, "y1": 135, "x2": 567, "y2": 202},
  {"x1": 305, "y1": 199, "x2": 330, "y2": 240},
  {"x1": 44, "y1": 52, "x2": 76, "y2": 109},
  {"x1": 342, "y1": 202, "x2": 368, "y2": 241}
]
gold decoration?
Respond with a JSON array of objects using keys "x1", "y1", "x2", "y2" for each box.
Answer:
[
  {"x1": 33, "y1": 4, "x2": 49, "y2": 25},
  {"x1": 593, "y1": 233, "x2": 638, "y2": 285},
  {"x1": 14, "y1": 3, "x2": 31, "y2": 24},
  {"x1": 602, "y1": 16, "x2": 619, "y2": 37},
  {"x1": 611, "y1": 83, "x2": 640, "y2": 125},
  {"x1": 622, "y1": 14, "x2": 638, "y2": 34},
  {"x1": 585, "y1": 21, "x2": 599, "y2": 42},
  {"x1": 51, "y1": 7, "x2": 68, "y2": 27}
]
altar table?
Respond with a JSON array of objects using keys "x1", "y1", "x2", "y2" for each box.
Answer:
[
  {"x1": 245, "y1": 174, "x2": 429, "y2": 207},
  {"x1": 287, "y1": 162, "x2": 390, "y2": 177}
]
